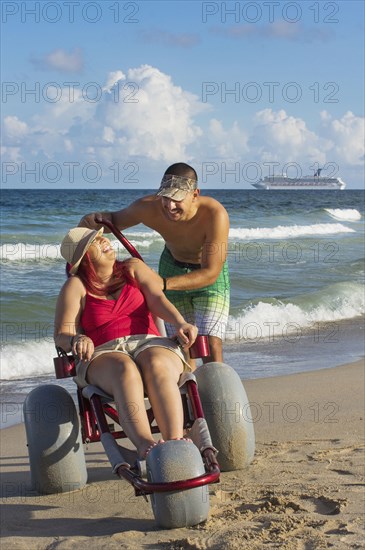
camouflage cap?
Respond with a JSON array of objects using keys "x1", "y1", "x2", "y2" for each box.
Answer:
[{"x1": 156, "y1": 174, "x2": 197, "y2": 202}]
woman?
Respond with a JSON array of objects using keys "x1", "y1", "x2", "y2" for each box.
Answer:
[{"x1": 54, "y1": 226, "x2": 198, "y2": 461}]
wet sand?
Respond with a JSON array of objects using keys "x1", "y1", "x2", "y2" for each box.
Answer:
[{"x1": 1, "y1": 359, "x2": 364, "y2": 549}]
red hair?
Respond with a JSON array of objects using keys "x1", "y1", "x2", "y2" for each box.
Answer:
[{"x1": 76, "y1": 253, "x2": 136, "y2": 296}]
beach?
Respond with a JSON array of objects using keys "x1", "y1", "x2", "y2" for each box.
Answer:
[
  {"x1": 2, "y1": 0, "x2": 364, "y2": 544},
  {"x1": 1, "y1": 358, "x2": 364, "y2": 549},
  {"x1": 1, "y1": 189, "x2": 364, "y2": 547}
]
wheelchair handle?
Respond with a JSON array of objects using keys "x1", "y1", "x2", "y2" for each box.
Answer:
[
  {"x1": 95, "y1": 216, "x2": 144, "y2": 261},
  {"x1": 189, "y1": 335, "x2": 210, "y2": 358}
]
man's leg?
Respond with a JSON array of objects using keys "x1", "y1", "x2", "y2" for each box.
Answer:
[
  {"x1": 193, "y1": 289, "x2": 229, "y2": 363},
  {"x1": 164, "y1": 291, "x2": 229, "y2": 364},
  {"x1": 203, "y1": 335, "x2": 223, "y2": 363},
  {"x1": 159, "y1": 249, "x2": 230, "y2": 365}
]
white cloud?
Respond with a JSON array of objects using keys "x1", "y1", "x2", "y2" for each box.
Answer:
[
  {"x1": 3, "y1": 116, "x2": 29, "y2": 142},
  {"x1": 1, "y1": 65, "x2": 206, "y2": 165},
  {"x1": 269, "y1": 21, "x2": 334, "y2": 42},
  {"x1": 1, "y1": 65, "x2": 363, "y2": 185},
  {"x1": 141, "y1": 30, "x2": 200, "y2": 48},
  {"x1": 212, "y1": 22, "x2": 334, "y2": 43},
  {"x1": 31, "y1": 48, "x2": 84, "y2": 73},
  {"x1": 201, "y1": 108, "x2": 364, "y2": 178},
  {"x1": 103, "y1": 71, "x2": 126, "y2": 92},
  {"x1": 1, "y1": 145, "x2": 22, "y2": 162},
  {"x1": 320, "y1": 111, "x2": 365, "y2": 165},
  {"x1": 249, "y1": 108, "x2": 331, "y2": 165},
  {"x1": 208, "y1": 118, "x2": 249, "y2": 157},
  {"x1": 102, "y1": 126, "x2": 115, "y2": 143},
  {"x1": 96, "y1": 64, "x2": 206, "y2": 162}
]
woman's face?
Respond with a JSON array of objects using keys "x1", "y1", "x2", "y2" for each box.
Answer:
[{"x1": 87, "y1": 235, "x2": 116, "y2": 265}]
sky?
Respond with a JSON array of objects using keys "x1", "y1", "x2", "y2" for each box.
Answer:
[{"x1": 1, "y1": 0, "x2": 364, "y2": 189}]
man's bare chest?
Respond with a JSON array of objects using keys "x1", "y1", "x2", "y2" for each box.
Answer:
[{"x1": 149, "y1": 219, "x2": 205, "y2": 262}]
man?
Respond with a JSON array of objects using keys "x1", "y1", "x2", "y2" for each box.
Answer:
[{"x1": 79, "y1": 163, "x2": 230, "y2": 363}]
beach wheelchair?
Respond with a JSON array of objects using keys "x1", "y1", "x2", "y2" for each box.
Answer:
[{"x1": 23, "y1": 220, "x2": 255, "y2": 529}]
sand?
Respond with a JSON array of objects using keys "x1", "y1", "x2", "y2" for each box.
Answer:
[{"x1": 1, "y1": 359, "x2": 364, "y2": 549}]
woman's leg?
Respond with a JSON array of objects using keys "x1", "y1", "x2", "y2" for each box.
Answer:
[
  {"x1": 86, "y1": 352, "x2": 155, "y2": 458},
  {"x1": 136, "y1": 348, "x2": 184, "y2": 440}
]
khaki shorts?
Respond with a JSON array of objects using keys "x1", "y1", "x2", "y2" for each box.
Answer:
[{"x1": 74, "y1": 334, "x2": 191, "y2": 388}]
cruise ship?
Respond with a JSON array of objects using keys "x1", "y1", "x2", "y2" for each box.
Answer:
[{"x1": 252, "y1": 169, "x2": 346, "y2": 190}]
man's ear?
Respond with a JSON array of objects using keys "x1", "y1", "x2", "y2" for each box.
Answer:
[{"x1": 193, "y1": 189, "x2": 200, "y2": 199}]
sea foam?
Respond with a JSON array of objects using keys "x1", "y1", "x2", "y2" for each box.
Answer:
[
  {"x1": 2, "y1": 283, "x2": 363, "y2": 380},
  {"x1": 1, "y1": 223, "x2": 357, "y2": 263},
  {"x1": 325, "y1": 208, "x2": 362, "y2": 221},
  {"x1": 226, "y1": 282, "x2": 364, "y2": 342},
  {"x1": 0, "y1": 233, "x2": 162, "y2": 263},
  {"x1": 0, "y1": 340, "x2": 56, "y2": 380},
  {"x1": 229, "y1": 223, "x2": 355, "y2": 240}
]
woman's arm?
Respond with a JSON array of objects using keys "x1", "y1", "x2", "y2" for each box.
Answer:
[
  {"x1": 125, "y1": 259, "x2": 198, "y2": 347},
  {"x1": 54, "y1": 276, "x2": 94, "y2": 360}
]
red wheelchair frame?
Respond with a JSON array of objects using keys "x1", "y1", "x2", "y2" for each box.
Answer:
[
  {"x1": 54, "y1": 343, "x2": 220, "y2": 496},
  {"x1": 54, "y1": 217, "x2": 220, "y2": 497}
]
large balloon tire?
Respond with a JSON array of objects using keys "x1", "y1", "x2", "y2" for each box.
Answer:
[
  {"x1": 147, "y1": 440, "x2": 210, "y2": 529},
  {"x1": 23, "y1": 384, "x2": 87, "y2": 494},
  {"x1": 195, "y1": 362, "x2": 255, "y2": 471}
]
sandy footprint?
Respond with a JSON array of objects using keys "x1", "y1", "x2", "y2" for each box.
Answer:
[{"x1": 300, "y1": 494, "x2": 347, "y2": 515}]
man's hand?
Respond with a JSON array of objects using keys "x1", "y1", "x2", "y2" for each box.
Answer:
[
  {"x1": 78, "y1": 212, "x2": 106, "y2": 229},
  {"x1": 160, "y1": 275, "x2": 167, "y2": 292}
]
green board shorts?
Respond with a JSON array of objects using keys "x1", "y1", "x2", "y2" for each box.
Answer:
[{"x1": 158, "y1": 246, "x2": 230, "y2": 340}]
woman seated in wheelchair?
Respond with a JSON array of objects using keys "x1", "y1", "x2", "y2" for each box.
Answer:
[{"x1": 54, "y1": 227, "x2": 197, "y2": 461}]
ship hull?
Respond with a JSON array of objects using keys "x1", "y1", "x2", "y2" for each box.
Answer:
[{"x1": 252, "y1": 178, "x2": 346, "y2": 190}]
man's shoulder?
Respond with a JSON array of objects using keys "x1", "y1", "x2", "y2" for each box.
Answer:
[
  {"x1": 124, "y1": 195, "x2": 161, "y2": 218},
  {"x1": 198, "y1": 195, "x2": 228, "y2": 216},
  {"x1": 131, "y1": 194, "x2": 160, "y2": 208}
]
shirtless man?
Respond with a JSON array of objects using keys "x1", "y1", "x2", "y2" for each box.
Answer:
[{"x1": 79, "y1": 163, "x2": 230, "y2": 363}]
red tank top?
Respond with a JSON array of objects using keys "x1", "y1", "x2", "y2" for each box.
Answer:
[{"x1": 81, "y1": 283, "x2": 160, "y2": 347}]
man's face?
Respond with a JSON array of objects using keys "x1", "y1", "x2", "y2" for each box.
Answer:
[{"x1": 161, "y1": 191, "x2": 198, "y2": 221}]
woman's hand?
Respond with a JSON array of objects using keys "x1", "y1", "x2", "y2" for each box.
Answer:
[
  {"x1": 72, "y1": 334, "x2": 94, "y2": 361},
  {"x1": 173, "y1": 323, "x2": 198, "y2": 349}
]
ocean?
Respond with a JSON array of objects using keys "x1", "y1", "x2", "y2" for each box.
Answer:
[{"x1": 1, "y1": 189, "x2": 364, "y2": 428}]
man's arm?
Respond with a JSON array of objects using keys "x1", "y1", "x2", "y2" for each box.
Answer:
[
  {"x1": 164, "y1": 206, "x2": 229, "y2": 291},
  {"x1": 78, "y1": 197, "x2": 155, "y2": 231}
]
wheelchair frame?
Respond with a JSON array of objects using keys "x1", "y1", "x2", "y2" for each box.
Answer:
[{"x1": 54, "y1": 340, "x2": 220, "y2": 497}]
